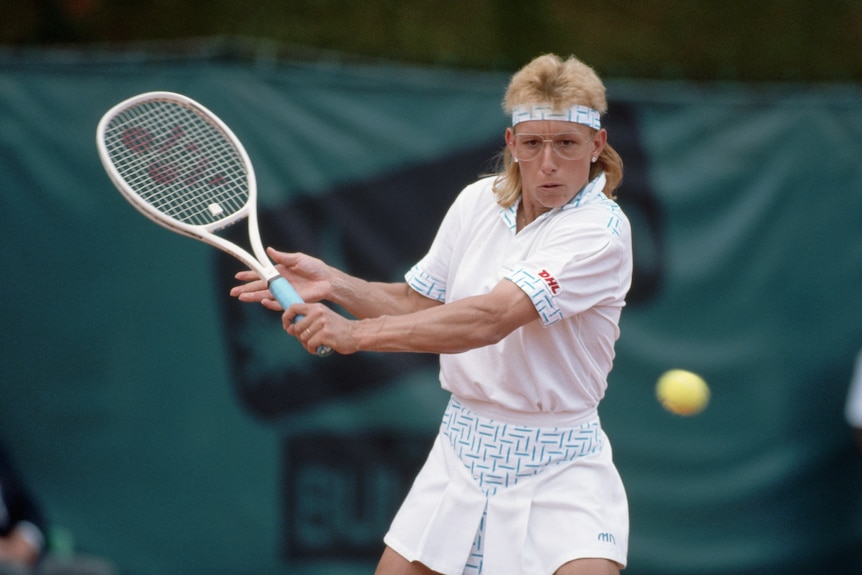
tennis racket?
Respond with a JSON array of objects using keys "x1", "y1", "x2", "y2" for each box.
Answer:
[{"x1": 96, "y1": 91, "x2": 332, "y2": 357}]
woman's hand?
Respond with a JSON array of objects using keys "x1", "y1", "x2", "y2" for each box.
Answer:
[
  {"x1": 230, "y1": 248, "x2": 333, "y2": 310},
  {"x1": 284, "y1": 302, "x2": 362, "y2": 355}
]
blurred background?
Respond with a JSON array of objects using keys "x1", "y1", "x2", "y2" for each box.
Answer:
[
  {"x1": 3, "y1": 0, "x2": 862, "y2": 80},
  {"x1": 1, "y1": 1, "x2": 861, "y2": 575}
]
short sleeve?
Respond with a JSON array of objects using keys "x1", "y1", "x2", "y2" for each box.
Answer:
[
  {"x1": 404, "y1": 179, "x2": 491, "y2": 303},
  {"x1": 504, "y1": 210, "x2": 632, "y2": 326}
]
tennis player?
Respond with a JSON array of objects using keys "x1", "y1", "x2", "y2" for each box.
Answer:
[{"x1": 232, "y1": 53, "x2": 632, "y2": 575}]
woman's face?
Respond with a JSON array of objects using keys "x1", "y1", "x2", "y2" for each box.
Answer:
[{"x1": 506, "y1": 120, "x2": 606, "y2": 212}]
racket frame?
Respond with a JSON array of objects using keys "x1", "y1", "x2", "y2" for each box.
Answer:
[{"x1": 97, "y1": 91, "x2": 330, "y2": 355}]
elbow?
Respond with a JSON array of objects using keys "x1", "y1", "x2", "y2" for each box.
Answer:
[
  {"x1": 434, "y1": 319, "x2": 509, "y2": 355},
  {"x1": 460, "y1": 312, "x2": 518, "y2": 351},
  {"x1": 477, "y1": 323, "x2": 510, "y2": 347}
]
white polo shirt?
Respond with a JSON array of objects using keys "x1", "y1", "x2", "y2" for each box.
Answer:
[{"x1": 406, "y1": 172, "x2": 632, "y2": 425}]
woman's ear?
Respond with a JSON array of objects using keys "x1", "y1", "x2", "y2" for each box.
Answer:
[
  {"x1": 505, "y1": 127, "x2": 517, "y2": 150},
  {"x1": 592, "y1": 128, "x2": 608, "y2": 160}
]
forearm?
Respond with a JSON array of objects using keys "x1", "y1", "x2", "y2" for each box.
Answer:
[
  {"x1": 350, "y1": 301, "x2": 498, "y2": 354},
  {"x1": 348, "y1": 281, "x2": 537, "y2": 354},
  {"x1": 328, "y1": 268, "x2": 434, "y2": 319}
]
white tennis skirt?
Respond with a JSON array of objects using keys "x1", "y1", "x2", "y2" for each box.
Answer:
[{"x1": 383, "y1": 396, "x2": 628, "y2": 575}]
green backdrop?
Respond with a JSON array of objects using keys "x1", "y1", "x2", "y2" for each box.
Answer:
[{"x1": 1, "y1": 46, "x2": 861, "y2": 574}]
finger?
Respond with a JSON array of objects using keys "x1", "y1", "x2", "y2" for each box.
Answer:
[
  {"x1": 283, "y1": 311, "x2": 296, "y2": 333},
  {"x1": 231, "y1": 286, "x2": 262, "y2": 299},
  {"x1": 234, "y1": 269, "x2": 260, "y2": 281},
  {"x1": 261, "y1": 298, "x2": 283, "y2": 311},
  {"x1": 302, "y1": 328, "x2": 326, "y2": 356},
  {"x1": 282, "y1": 306, "x2": 306, "y2": 333},
  {"x1": 266, "y1": 247, "x2": 296, "y2": 266},
  {"x1": 236, "y1": 288, "x2": 271, "y2": 303},
  {"x1": 230, "y1": 279, "x2": 267, "y2": 297}
]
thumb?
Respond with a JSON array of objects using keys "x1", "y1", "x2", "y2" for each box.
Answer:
[{"x1": 267, "y1": 247, "x2": 294, "y2": 265}]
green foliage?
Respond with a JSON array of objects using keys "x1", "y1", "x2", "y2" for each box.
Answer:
[{"x1": 2, "y1": 0, "x2": 861, "y2": 81}]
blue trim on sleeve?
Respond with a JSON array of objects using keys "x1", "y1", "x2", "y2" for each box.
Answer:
[
  {"x1": 405, "y1": 265, "x2": 447, "y2": 302},
  {"x1": 506, "y1": 268, "x2": 563, "y2": 326}
]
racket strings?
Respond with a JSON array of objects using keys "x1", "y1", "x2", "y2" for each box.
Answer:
[{"x1": 103, "y1": 99, "x2": 249, "y2": 227}]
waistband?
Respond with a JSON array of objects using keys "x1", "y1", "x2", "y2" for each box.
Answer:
[{"x1": 454, "y1": 395, "x2": 600, "y2": 428}]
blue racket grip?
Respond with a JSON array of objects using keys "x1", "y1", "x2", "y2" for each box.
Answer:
[{"x1": 269, "y1": 277, "x2": 334, "y2": 357}]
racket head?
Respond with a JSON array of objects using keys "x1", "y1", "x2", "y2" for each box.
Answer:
[
  {"x1": 97, "y1": 92, "x2": 254, "y2": 231},
  {"x1": 97, "y1": 91, "x2": 272, "y2": 276},
  {"x1": 97, "y1": 92, "x2": 333, "y2": 357}
]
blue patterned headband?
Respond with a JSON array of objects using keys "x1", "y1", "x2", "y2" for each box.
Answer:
[{"x1": 511, "y1": 104, "x2": 601, "y2": 130}]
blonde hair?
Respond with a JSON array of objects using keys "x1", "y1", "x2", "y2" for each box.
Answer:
[{"x1": 493, "y1": 54, "x2": 623, "y2": 207}]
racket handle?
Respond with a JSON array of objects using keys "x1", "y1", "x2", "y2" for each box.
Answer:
[{"x1": 269, "y1": 277, "x2": 334, "y2": 357}]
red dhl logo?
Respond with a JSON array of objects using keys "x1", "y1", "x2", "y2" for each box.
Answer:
[{"x1": 539, "y1": 269, "x2": 560, "y2": 294}]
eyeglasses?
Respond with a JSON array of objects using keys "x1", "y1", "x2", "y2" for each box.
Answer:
[{"x1": 513, "y1": 132, "x2": 594, "y2": 161}]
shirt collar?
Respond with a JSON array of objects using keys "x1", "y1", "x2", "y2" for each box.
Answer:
[{"x1": 500, "y1": 172, "x2": 607, "y2": 234}]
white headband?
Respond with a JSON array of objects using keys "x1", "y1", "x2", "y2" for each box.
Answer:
[{"x1": 511, "y1": 104, "x2": 601, "y2": 130}]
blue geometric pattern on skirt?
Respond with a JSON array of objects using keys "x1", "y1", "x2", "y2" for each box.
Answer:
[
  {"x1": 442, "y1": 398, "x2": 602, "y2": 574},
  {"x1": 464, "y1": 508, "x2": 486, "y2": 575},
  {"x1": 441, "y1": 397, "x2": 602, "y2": 497}
]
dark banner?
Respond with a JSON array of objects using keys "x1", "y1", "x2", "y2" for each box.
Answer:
[{"x1": 1, "y1": 46, "x2": 860, "y2": 574}]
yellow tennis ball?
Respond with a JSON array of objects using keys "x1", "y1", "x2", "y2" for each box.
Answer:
[{"x1": 656, "y1": 369, "x2": 710, "y2": 416}]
